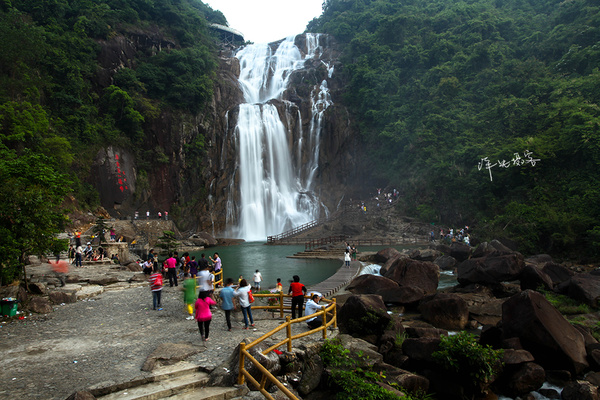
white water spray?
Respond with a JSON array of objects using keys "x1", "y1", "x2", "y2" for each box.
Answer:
[{"x1": 227, "y1": 34, "x2": 333, "y2": 241}]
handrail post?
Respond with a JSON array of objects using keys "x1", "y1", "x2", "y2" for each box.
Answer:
[
  {"x1": 286, "y1": 316, "x2": 292, "y2": 352},
  {"x1": 322, "y1": 307, "x2": 327, "y2": 340},
  {"x1": 279, "y1": 292, "x2": 284, "y2": 318},
  {"x1": 333, "y1": 298, "x2": 337, "y2": 329},
  {"x1": 238, "y1": 342, "x2": 246, "y2": 385}
]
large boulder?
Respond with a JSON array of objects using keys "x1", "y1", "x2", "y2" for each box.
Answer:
[
  {"x1": 408, "y1": 248, "x2": 442, "y2": 262},
  {"x1": 378, "y1": 286, "x2": 427, "y2": 305},
  {"x1": 28, "y1": 296, "x2": 53, "y2": 313},
  {"x1": 346, "y1": 274, "x2": 399, "y2": 295},
  {"x1": 457, "y1": 253, "x2": 524, "y2": 285},
  {"x1": 561, "y1": 380, "x2": 599, "y2": 400},
  {"x1": 338, "y1": 295, "x2": 392, "y2": 341},
  {"x1": 383, "y1": 258, "x2": 439, "y2": 295},
  {"x1": 541, "y1": 262, "x2": 574, "y2": 285},
  {"x1": 418, "y1": 293, "x2": 469, "y2": 330},
  {"x1": 374, "y1": 248, "x2": 402, "y2": 263},
  {"x1": 519, "y1": 264, "x2": 553, "y2": 291},
  {"x1": 471, "y1": 240, "x2": 515, "y2": 258},
  {"x1": 497, "y1": 362, "x2": 545, "y2": 398},
  {"x1": 568, "y1": 273, "x2": 600, "y2": 308},
  {"x1": 501, "y1": 290, "x2": 589, "y2": 375},
  {"x1": 434, "y1": 255, "x2": 457, "y2": 271},
  {"x1": 450, "y1": 242, "x2": 472, "y2": 262}
]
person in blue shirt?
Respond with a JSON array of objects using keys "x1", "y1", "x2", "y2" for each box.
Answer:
[{"x1": 219, "y1": 278, "x2": 236, "y2": 331}]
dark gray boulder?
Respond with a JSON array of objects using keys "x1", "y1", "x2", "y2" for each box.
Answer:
[
  {"x1": 383, "y1": 257, "x2": 439, "y2": 295},
  {"x1": 434, "y1": 255, "x2": 457, "y2": 271},
  {"x1": 519, "y1": 264, "x2": 553, "y2": 291},
  {"x1": 568, "y1": 273, "x2": 600, "y2": 308},
  {"x1": 502, "y1": 290, "x2": 589, "y2": 375},
  {"x1": 457, "y1": 253, "x2": 524, "y2": 285},
  {"x1": 561, "y1": 380, "x2": 599, "y2": 400},
  {"x1": 338, "y1": 295, "x2": 392, "y2": 341},
  {"x1": 450, "y1": 242, "x2": 472, "y2": 262},
  {"x1": 418, "y1": 293, "x2": 469, "y2": 330}
]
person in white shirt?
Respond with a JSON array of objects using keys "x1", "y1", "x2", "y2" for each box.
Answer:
[
  {"x1": 253, "y1": 269, "x2": 262, "y2": 291},
  {"x1": 305, "y1": 294, "x2": 326, "y2": 329}
]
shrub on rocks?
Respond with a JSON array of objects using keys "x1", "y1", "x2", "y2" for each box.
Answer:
[{"x1": 338, "y1": 295, "x2": 392, "y2": 342}]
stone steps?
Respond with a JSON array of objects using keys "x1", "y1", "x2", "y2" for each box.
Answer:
[{"x1": 94, "y1": 362, "x2": 246, "y2": 400}]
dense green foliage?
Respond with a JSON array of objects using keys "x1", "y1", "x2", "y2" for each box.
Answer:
[
  {"x1": 320, "y1": 338, "x2": 432, "y2": 400},
  {"x1": 0, "y1": 0, "x2": 224, "y2": 282},
  {"x1": 432, "y1": 332, "x2": 504, "y2": 394},
  {"x1": 308, "y1": 0, "x2": 600, "y2": 257}
]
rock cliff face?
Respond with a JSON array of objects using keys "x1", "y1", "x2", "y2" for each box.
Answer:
[{"x1": 90, "y1": 31, "x2": 361, "y2": 237}]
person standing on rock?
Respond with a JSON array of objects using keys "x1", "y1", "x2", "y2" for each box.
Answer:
[
  {"x1": 253, "y1": 269, "x2": 262, "y2": 291},
  {"x1": 149, "y1": 264, "x2": 163, "y2": 310},
  {"x1": 219, "y1": 278, "x2": 235, "y2": 331},
  {"x1": 288, "y1": 275, "x2": 307, "y2": 319},
  {"x1": 75, "y1": 243, "x2": 83, "y2": 267},
  {"x1": 195, "y1": 291, "x2": 216, "y2": 341},
  {"x1": 165, "y1": 253, "x2": 178, "y2": 287}
]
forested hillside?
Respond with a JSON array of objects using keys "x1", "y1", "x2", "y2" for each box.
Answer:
[
  {"x1": 308, "y1": 0, "x2": 600, "y2": 257},
  {"x1": 0, "y1": 0, "x2": 225, "y2": 283}
]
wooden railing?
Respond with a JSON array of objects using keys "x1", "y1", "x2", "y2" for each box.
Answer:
[
  {"x1": 237, "y1": 294, "x2": 337, "y2": 400},
  {"x1": 266, "y1": 219, "x2": 322, "y2": 243},
  {"x1": 304, "y1": 235, "x2": 348, "y2": 251}
]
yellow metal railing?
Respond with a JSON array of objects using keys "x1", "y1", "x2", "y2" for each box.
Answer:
[
  {"x1": 237, "y1": 296, "x2": 337, "y2": 400},
  {"x1": 213, "y1": 268, "x2": 223, "y2": 288}
]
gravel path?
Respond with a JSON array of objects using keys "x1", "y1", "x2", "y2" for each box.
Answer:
[{"x1": 0, "y1": 284, "x2": 305, "y2": 400}]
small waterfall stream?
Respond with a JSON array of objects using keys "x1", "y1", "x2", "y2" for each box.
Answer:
[{"x1": 226, "y1": 34, "x2": 332, "y2": 241}]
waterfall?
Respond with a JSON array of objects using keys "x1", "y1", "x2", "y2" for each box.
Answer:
[{"x1": 226, "y1": 34, "x2": 332, "y2": 241}]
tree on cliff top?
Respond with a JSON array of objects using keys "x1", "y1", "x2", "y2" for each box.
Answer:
[{"x1": 155, "y1": 231, "x2": 180, "y2": 258}]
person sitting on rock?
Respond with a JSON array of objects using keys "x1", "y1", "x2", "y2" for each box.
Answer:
[{"x1": 305, "y1": 294, "x2": 326, "y2": 330}]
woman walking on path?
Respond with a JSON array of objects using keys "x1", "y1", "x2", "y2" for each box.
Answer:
[
  {"x1": 195, "y1": 292, "x2": 216, "y2": 341},
  {"x1": 288, "y1": 275, "x2": 307, "y2": 319},
  {"x1": 235, "y1": 279, "x2": 254, "y2": 329},
  {"x1": 149, "y1": 265, "x2": 163, "y2": 310}
]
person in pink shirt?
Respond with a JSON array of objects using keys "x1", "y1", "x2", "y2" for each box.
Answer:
[
  {"x1": 165, "y1": 253, "x2": 178, "y2": 287},
  {"x1": 195, "y1": 292, "x2": 216, "y2": 341}
]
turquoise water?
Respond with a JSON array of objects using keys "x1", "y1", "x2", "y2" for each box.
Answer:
[
  {"x1": 189, "y1": 243, "x2": 342, "y2": 290},
  {"x1": 189, "y1": 242, "x2": 456, "y2": 290}
]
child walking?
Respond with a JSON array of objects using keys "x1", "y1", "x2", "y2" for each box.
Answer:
[
  {"x1": 195, "y1": 292, "x2": 216, "y2": 341},
  {"x1": 149, "y1": 265, "x2": 163, "y2": 310},
  {"x1": 182, "y1": 274, "x2": 196, "y2": 320}
]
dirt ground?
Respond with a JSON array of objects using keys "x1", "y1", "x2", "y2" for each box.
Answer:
[{"x1": 0, "y1": 283, "x2": 312, "y2": 400}]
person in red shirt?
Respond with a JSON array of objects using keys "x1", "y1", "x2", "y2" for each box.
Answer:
[
  {"x1": 148, "y1": 265, "x2": 163, "y2": 310},
  {"x1": 288, "y1": 275, "x2": 307, "y2": 319}
]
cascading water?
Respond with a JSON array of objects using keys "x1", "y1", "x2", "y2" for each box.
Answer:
[{"x1": 226, "y1": 34, "x2": 332, "y2": 241}]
